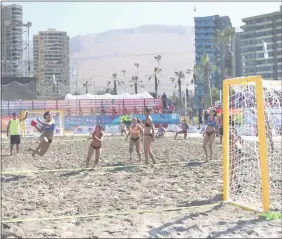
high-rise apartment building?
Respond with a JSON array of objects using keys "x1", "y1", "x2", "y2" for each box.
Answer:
[
  {"x1": 33, "y1": 29, "x2": 70, "y2": 99},
  {"x1": 240, "y1": 5, "x2": 282, "y2": 80},
  {"x1": 194, "y1": 15, "x2": 232, "y2": 109},
  {"x1": 1, "y1": 4, "x2": 23, "y2": 77},
  {"x1": 232, "y1": 32, "x2": 243, "y2": 78}
]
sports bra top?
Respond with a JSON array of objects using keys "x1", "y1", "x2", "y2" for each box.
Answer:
[
  {"x1": 44, "y1": 120, "x2": 55, "y2": 131},
  {"x1": 92, "y1": 131, "x2": 103, "y2": 140},
  {"x1": 131, "y1": 125, "x2": 140, "y2": 138},
  {"x1": 207, "y1": 116, "x2": 217, "y2": 128}
]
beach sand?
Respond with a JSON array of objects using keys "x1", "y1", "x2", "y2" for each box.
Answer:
[{"x1": 1, "y1": 134, "x2": 281, "y2": 238}]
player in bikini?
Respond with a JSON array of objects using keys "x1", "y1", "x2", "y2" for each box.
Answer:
[
  {"x1": 143, "y1": 108, "x2": 156, "y2": 164},
  {"x1": 202, "y1": 109, "x2": 219, "y2": 161},
  {"x1": 28, "y1": 111, "x2": 55, "y2": 157},
  {"x1": 86, "y1": 124, "x2": 103, "y2": 168},
  {"x1": 125, "y1": 117, "x2": 143, "y2": 162}
]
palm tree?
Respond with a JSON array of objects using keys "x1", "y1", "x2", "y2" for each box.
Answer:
[
  {"x1": 134, "y1": 62, "x2": 139, "y2": 76},
  {"x1": 129, "y1": 76, "x2": 144, "y2": 94},
  {"x1": 121, "y1": 69, "x2": 126, "y2": 81},
  {"x1": 170, "y1": 69, "x2": 191, "y2": 115},
  {"x1": 107, "y1": 73, "x2": 124, "y2": 95},
  {"x1": 214, "y1": 28, "x2": 235, "y2": 79},
  {"x1": 147, "y1": 67, "x2": 162, "y2": 98},
  {"x1": 154, "y1": 55, "x2": 162, "y2": 68},
  {"x1": 81, "y1": 79, "x2": 92, "y2": 94},
  {"x1": 196, "y1": 53, "x2": 217, "y2": 108}
]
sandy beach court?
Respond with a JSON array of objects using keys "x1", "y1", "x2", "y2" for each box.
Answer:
[{"x1": 1, "y1": 135, "x2": 281, "y2": 238}]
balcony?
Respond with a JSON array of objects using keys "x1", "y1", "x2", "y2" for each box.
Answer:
[
  {"x1": 195, "y1": 28, "x2": 215, "y2": 34},
  {"x1": 195, "y1": 42, "x2": 215, "y2": 46},
  {"x1": 195, "y1": 35, "x2": 214, "y2": 40},
  {"x1": 195, "y1": 22, "x2": 215, "y2": 28}
]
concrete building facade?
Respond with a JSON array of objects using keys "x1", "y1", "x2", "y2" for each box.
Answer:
[
  {"x1": 194, "y1": 15, "x2": 232, "y2": 109},
  {"x1": 232, "y1": 32, "x2": 243, "y2": 78},
  {"x1": 240, "y1": 5, "x2": 282, "y2": 80},
  {"x1": 1, "y1": 4, "x2": 23, "y2": 77},
  {"x1": 33, "y1": 29, "x2": 70, "y2": 99}
]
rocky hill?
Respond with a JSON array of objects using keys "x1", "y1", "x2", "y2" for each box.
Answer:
[{"x1": 70, "y1": 25, "x2": 195, "y2": 96}]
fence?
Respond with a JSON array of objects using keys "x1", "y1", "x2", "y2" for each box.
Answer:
[
  {"x1": 1, "y1": 113, "x2": 180, "y2": 135},
  {"x1": 1, "y1": 98, "x2": 163, "y2": 116}
]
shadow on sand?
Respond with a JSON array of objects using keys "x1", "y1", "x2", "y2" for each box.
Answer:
[
  {"x1": 2, "y1": 175, "x2": 27, "y2": 183},
  {"x1": 59, "y1": 170, "x2": 84, "y2": 177},
  {"x1": 210, "y1": 218, "x2": 264, "y2": 238},
  {"x1": 184, "y1": 161, "x2": 203, "y2": 167},
  {"x1": 147, "y1": 194, "x2": 223, "y2": 238}
]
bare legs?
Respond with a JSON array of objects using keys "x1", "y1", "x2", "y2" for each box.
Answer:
[
  {"x1": 144, "y1": 136, "x2": 155, "y2": 165},
  {"x1": 203, "y1": 132, "x2": 215, "y2": 161},
  {"x1": 129, "y1": 139, "x2": 142, "y2": 162},
  {"x1": 10, "y1": 144, "x2": 19, "y2": 156},
  {"x1": 28, "y1": 142, "x2": 50, "y2": 157},
  {"x1": 174, "y1": 131, "x2": 187, "y2": 139},
  {"x1": 86, "y1": 145, "x2": 101, "y2": 168}
]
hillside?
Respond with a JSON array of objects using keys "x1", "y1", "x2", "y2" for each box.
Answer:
[{"x1": 70, "y1": 25, "x2": 195, "y2": 96}]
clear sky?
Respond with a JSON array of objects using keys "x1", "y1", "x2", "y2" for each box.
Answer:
[{"x1": 6, "y1": 1, "x2": 281, "y2": 37}]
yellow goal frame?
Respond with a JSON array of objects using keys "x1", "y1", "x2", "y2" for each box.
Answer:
[
  {"x1": 223, "y1": 76, "x2": 270, "y2": 212},
  {"x1": 21, "y1": 110, "x2": 65, "y2": 137}
]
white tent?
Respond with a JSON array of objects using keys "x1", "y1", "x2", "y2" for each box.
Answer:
[{"x1": 64, "y1": 92, "x2": 154, "y2": 100}]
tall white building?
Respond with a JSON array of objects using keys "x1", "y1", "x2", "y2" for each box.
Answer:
[
  {"x1": 33, "y1": 29, "x2": 70, "y2": 99},
  {"x1": 240, "y1": 5, "x2": 282, "y2": 80},
  {"x1": 1, "y1": 4, "x2": 23, "y2": 77}
]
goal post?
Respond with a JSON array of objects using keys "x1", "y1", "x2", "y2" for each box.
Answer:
[
  {"x1": 223, "y1": 76, "x2": 281, "y2": 212},
  {"x1": 21, "y1": 110, "x2": 64, "y2": 137}
]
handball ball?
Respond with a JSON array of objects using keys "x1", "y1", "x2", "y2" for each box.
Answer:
[{"x1": 31, "y1": 120, "x2": 37, "y2": 127}]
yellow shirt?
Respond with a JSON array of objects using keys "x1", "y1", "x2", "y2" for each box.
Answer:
[{"x1": 10, "y1": 119, "x2": 20, "y2": 135}]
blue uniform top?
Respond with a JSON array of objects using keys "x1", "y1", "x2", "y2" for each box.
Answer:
[
  {"x1": 43, "y1": 119, "x2": 55, "y2": 131},
  {"x1": 207, "y1": 116, "x2": 217, "y2": 128}
]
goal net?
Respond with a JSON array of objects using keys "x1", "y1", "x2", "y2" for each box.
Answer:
[
  {"x1": 21, "y1": 110, "x2": 64, "y2": 137},
  {"x1": 223, "y1": 76, "x2": 281, "y2": 212}
]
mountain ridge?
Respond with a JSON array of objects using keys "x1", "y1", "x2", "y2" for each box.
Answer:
[{"x1": 70, "y1": 24, "x2": 195, "y2": 95}]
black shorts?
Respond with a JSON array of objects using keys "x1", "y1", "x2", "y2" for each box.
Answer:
[
  {"x1": 219, "y1": 127, "x2": 223, "y2": 136},
  {"x1": 10, "y1": 135, "x2": 20, "y2": 145}
]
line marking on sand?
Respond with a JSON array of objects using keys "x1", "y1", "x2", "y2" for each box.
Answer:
[
  {"x1": 1, "y1": 162, "x2": 189, "y2": 175},
  {"x1": 2, "y1": 202, "x2": 222, "y2": 224}
]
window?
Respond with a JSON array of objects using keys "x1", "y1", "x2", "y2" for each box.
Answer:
[
  {"x1": 262, "y1": 73, "x2": 274, "y2": 78},
  {"x1": 256, "y1": 65, "x2": 273, "y2": 72},
  {"x1": 256, "y1": 30, "x2": 273, "y2": 37}
]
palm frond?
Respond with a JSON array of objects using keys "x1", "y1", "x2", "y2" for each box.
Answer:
[
  {"x1": 148, "y1": 75, "x2": 152, "y2": 81},
  {"x1": 186, "y1": 69, "x2": 192, "y2": 75},
  {"x1": 107, "y1": 81, "x2": 111, "y2": 86},
  {"x1": 170, "y1": 77, "x2": 176, "y2": 82}
]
